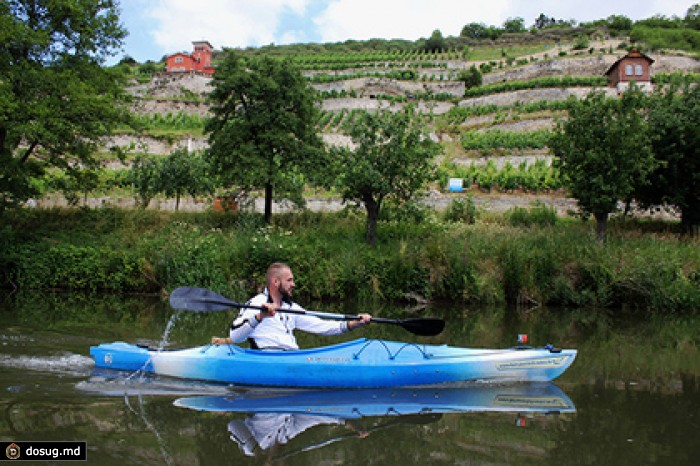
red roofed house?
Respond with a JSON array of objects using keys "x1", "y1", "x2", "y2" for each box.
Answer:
[
  {"x1": 166, "y1": 40, "x2": 215, "y2": 75},
  {"x1": 604, "y1": 49, "x2": 654, "y2": 93}
]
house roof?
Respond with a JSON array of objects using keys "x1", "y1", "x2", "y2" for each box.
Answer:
[
  {"x1": 192, "y1": 40, "x2": 213, "y2": 49},
  {"x1": 605, "y1": 49, "x2": 654, "y2": 76}
]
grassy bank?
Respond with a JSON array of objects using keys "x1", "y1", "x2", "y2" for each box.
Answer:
[{"x1": 1, "y1": 207, "x2": 698, "y2": 313}]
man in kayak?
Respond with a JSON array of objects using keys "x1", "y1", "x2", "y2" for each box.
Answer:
[{"x1": 211, "y1": 262, "x2": 371, "y2": 350}]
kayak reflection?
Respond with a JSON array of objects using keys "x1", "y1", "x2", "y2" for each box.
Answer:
[{"x1": 174, "y1": 382, "x2": 575, "y2": 457}]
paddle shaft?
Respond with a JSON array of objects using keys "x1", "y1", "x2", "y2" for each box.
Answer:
[
  {"x1": 189, "y1": 297, "x2": 396, "y2": 324},
  {"x1": 169, "y1": 287, "x2": 445, "y2": 336}
]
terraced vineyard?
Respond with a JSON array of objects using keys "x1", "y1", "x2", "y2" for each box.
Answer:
[{"x1": 89, "y1": 30, "x2": 700, "y2": 206}]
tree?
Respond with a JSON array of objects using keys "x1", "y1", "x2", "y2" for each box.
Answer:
[
  {"x1": 461, "y1": 22, "x2": 489, "y2": 39},
  {"x1": 205, "y1": 51, "x2": 324, "y2": 223},
  {"x1": 458, "y1": 65, "x2": 482, "y2": 89},
  {"x1": 460, "y1": 22, "x2": 502, "y2": 40},
  {"x1": 685, "y1": 4, "x2": 700, "y2": 30},
  {"x1": 606, "y1": 15, "x2": 634, "y2": 33},
  {"x1": 503, "y1": 17, "x2": 526, "y2": 33},
  {"x1": 551, "y1": 89, "x2": 656, "y2": 241},
  {"x1": 424, "y1": 29, "x2": 446, "y2": 52},
  {"x1": 0, "y1": 0, "x2": 129, "y2": 212},
  {"x1": 333, "y1": 107, "x2": 442, "y2": 245},
  {"x1": 159, "y1": 148, "x2": 213, "y2": 211},
  {"x1": 534, "y1": 14, "x2": 558, "y2": 30},
  {"x1": 636, "y1": 79, "x2": 700, "y2": 234},
  {"x1": 126, "y1": 154, "x2": 160, "y2": 209}
]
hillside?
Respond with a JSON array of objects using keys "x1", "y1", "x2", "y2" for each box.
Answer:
[
  {"x1": 114, "y1": 38, "x2": 699, "y2": 158},
  {"x1": 71, "y1": 33, "x2": 696, "y2": 215}
]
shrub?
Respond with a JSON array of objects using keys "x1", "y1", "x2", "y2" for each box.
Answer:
[
  {"x1": 506, "y1": 201, "x2": 558, "y2": 227},
  {"x1": 444, "y1": 197, "x2": 477, "y2": 224}
]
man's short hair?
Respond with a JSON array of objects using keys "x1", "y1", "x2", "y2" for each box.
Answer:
[{"x1": 266, "y1": 262, "x2": 291, "y2": 283}]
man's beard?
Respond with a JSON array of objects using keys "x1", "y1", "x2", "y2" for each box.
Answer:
[{"x1": 280, "y1": 288, "x2": 292, "y2": 302}]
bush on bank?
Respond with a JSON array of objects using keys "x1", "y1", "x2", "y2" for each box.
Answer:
[{"x1": 0, "y1": 207, "x2": 698, "y2": 313}]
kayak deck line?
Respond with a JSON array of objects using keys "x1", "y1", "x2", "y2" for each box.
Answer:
[
  {"x1": 349, "y1": 339, "x2": 434, "y2": 360},
  {"x1": 198, "y1": 339, "x2": 535, "y2": 361}
]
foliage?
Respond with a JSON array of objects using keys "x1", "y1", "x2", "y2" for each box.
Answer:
[
  {"x1": 457, "y1": 65, "x2": 482, "y2": 89},
  {"x1": 205, "y1": 51, "x2": 324, "y2": 223},
  {"x1": 12, "y1": 242, "x2": 149, "y2": 291},
  {"x1": 129, "y1": 112, "x2": 207, "y2": 133},
  {"x1": 441, "y1": 159, "x2": 561, "y2": 193},
  {"x1": 503, "y1": 17, "x2": 526, "y2": 33},
  {"x1": 443, "y1": 197, "x2": 477, "y2": 224},
  {"x1": 143, "y1": 221, "x2": 233, "y2": 291},
  {"x1": 424, "y1": 29, "x2": 447, "y2": 52},
  {"x1": 460, "y1": 22, "x2": 503, "y2": 40},
  {"x1": 443, "y1": 98, "x2": 573, "y2": 126},
  {"x1": 332, "y1": 107, "x2": 442, "y2": 245},
  {"x1": 158, "y1": 148, "x2": 213, "y2": 211},
  {"x1": 3, "y1": 209, "x2": 698, "y2": 313},
  {"x1": 506, "y1": 201, "x2": 558, "y2": 227},
  {"x1": 630, "y1": 25, "x2": 700, "y2": 52},
  {"x1": 125, "y1": 154, "x2": 160, "y2": 208},
  {"x1": 0, "y1": 0, "x2": 130, "y2": 213},
  {"x1": 636, "y1": 79, "x2": 700, "y2": 233},
  {"x1": 551, "y1": 89, "x2": 656, "y2": 240},
  {"x1": 464, "y1": 76, "x2": 607, "y2": 98},
  {"x1": 461, "y1": 129, "x2": 552, "y2": 150},
  {"x1": 572, "y1": 35, "x2": 591, "y2": 50}
]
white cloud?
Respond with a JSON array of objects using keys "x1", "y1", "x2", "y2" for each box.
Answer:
[
  {"x1": 314, "y1": 0, "x2": 511, "y2": 42},
  {"x1": 129, "y1": 0, "x2": 695, "y2": 60},
  {"x1": 143, "y1": 0, "x2": 315, "y2": 52},
  {"x1": 313, "y1": 0, "x2": 693, "y2": 44},
  {"x1": 500, "y1": 0, "x2": 692, "y2": 24}
]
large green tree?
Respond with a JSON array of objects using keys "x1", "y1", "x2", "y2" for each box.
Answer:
[
  {"x1": 205, "y1": 51, "x2": 324, "y2": 223},
  {"x1": 0, "y1": 0, "x2": 128, "y2": 212},
  {"x1": 333, "y1": 107, "x2": 442, "y2": 245},
  {"x1": 551, "y1": 90, "x2": 656, "y2": 241},
  {"x1": 636, "y1": 79, "x2": 700, "y2": 234}
]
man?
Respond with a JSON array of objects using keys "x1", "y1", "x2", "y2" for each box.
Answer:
[{"x1": 212, "y1": 262, "x2": 371, "y2": 350}]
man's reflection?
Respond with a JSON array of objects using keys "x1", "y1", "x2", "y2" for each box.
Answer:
[{"x1": 227, "y1": 413, "x2": 346, "y2": 456}]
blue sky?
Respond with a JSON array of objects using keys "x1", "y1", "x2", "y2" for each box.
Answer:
[{"x1": 111, "y1": 0, "x2": 694, "y2": 64}]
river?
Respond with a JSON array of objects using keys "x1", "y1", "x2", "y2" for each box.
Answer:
[{"x1": 0, "y1": 291, "x2": 697, "y2": 465}]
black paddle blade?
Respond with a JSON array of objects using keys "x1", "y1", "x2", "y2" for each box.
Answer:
[
  {"x1": 399, "y1": 318, "x2": 445, "y2": 336},
  {"x1": 169, "y1": 287, "x2": 239, "y2": 312}
]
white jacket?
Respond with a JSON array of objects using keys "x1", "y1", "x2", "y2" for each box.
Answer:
[{"x1": 228, "y1": 291, "x2": 349, "y2": 350}]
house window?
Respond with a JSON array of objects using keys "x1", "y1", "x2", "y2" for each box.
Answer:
[
  {"x1": 175, "y1": 57, "x2": 183, "y2": 63},
  {"x1": 635, "y1": 64, "x2": 643, "y2": 76},
  {"x1": 625, "y1": 64, "x2": 634, "y2": 76}
]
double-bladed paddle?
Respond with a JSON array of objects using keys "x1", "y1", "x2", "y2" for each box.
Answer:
[{"x1": 169, "y1": 286, "x2": 445, "y2": 337}]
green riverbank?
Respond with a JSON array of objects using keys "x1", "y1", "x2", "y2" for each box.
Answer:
[{"x1": 1, "y1": 207, "x2": 698, "y2": 313}]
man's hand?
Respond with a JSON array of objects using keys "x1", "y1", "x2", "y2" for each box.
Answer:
[
  {"x1": 257, "y1": 302, "x2": 278, "y2": 322},
  {"x1": 211, "y1": 336, "x2": 229, "y2": 345},
  {"x1": 348, "y1": 313, "x2": 372, "y2": 330}
]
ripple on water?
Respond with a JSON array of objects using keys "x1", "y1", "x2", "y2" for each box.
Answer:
[{"x1": 0, "y1": 352, "x2": 95, "y2": 376}]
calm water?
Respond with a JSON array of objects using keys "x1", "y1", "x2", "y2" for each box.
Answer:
[{"x1": 0, "y1": 292, "x2": 698, "y2": 465}]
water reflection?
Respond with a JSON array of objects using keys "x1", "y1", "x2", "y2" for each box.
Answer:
[{"x1": 174, "y1": 383, "x2": 575, "y2": 457}]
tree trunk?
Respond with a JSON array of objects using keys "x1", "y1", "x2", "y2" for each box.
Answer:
[
  {"x1": 594, "y1": 211, "x2": 608, "y2": 242},
  {"x1": 264, "y1": 182, "x2": 273, "y2": 224},
  {"x1": 364, "y1": 195, "x2": 380, "y2": 246},
  {"x1": 175, "y1": 191, "x2": 181, "y2": 211}
]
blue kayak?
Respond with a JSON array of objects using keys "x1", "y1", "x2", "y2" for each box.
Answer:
[
  {"x1": 173, "y1": 383, "x2": 576, "y2": 417},
  {"x1": 90, "y1": 338, "x2": 576, "y2": 388}
]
